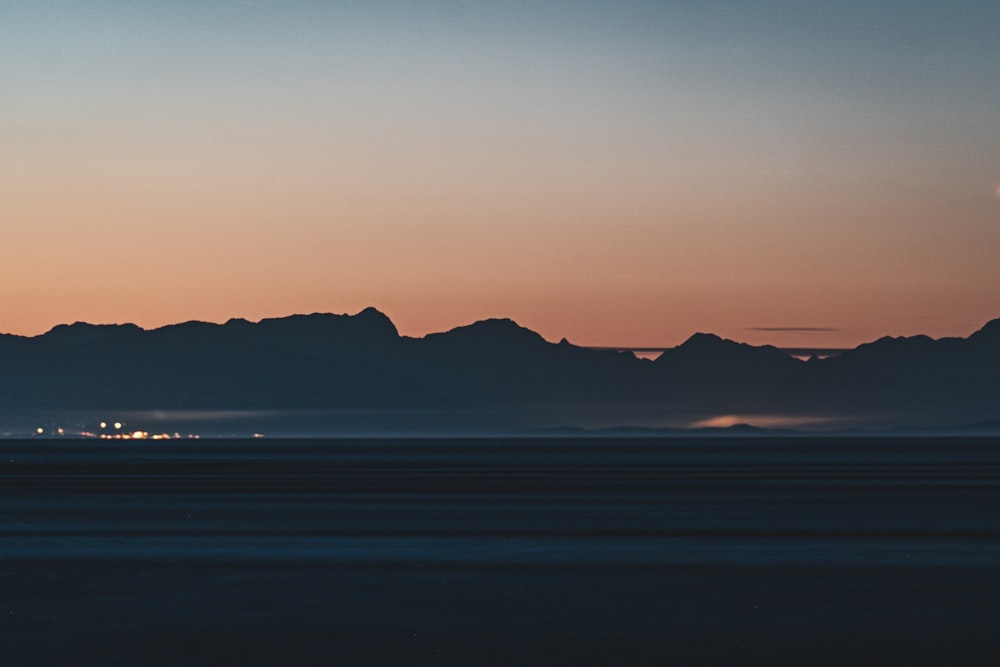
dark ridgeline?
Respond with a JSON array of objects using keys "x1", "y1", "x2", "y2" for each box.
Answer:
[{"x1": 0, "y1": 308, "x2": 998, "y2": 434}]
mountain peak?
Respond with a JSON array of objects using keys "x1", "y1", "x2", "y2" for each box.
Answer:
[
  {"x1": 225, "y1": 308, "x2": 400, "y2": 339},
  {"x1": 357, "y1": 306, "x2": 387, "y2": 318},
  {"x1": 41, "y1": 322, "x2": 143, "y2": 344},
  {"x1": 971, "y1": 317, "x2": 1000, "y2": 342},
  {"x1": 457, "y1": 317, "x2": 542, "y2": 338},
  {"x1": 672, "y1": 332, "x2": 785, "y2": 356},
  {"x1": 680, "y1": 332, "x2": 726, "y2": 347},
  {"x1": 426, "y1": 317, "x2": 547, "y2": 349},
  {"x1": 656, "y1": 331, "x2": 796, "y2": 371},
  {"x1": 351, "y1": 307, "x2": 399, "y2": 336}
]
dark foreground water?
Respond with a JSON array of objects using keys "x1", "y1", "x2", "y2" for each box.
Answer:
[{"x1": 3, "y1": 436, "x2": 1000, "y2": 666}]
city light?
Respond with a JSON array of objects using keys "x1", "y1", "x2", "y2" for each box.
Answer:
[{"x1": 26, "y1": 421, "x2": 230, "y2": 440}]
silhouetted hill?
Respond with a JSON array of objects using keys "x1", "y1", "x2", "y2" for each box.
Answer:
[
  {"x1": 0, "y1": 313, "x2": 440, "y2": 421},
  {"x1": 969, "y1": 319, "x2": 1000, "y2": 367},
  {"x1": 655, "y1": 333, "x2": 801, "y2": 382},
  {"x1": 971, "y1": 318, "x2": 1000, "y2": 342},
  {"x1": 405, "y1": 318, "x2": 647, "y2": 407},
  {"x1": 1, "y1": 309, "x2": 998, "y2": 435},
  {"x1": 651, "y1": 333, "x2": 805, "y2": 413},
  {"x1": 41, "y1": 322, "x2": 143, "y2": 345},
  {"x1": 224, "y1": 307, "x2": 401, "y2": 363}
]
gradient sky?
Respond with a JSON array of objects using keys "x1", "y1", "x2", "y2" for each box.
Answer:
[{"x1": 3, "y1": 1, "x2": 999, "y2": 348}]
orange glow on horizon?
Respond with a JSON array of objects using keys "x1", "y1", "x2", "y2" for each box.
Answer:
[{"x1": 691, "y1": 414, "x2": 840, "y2": 429}]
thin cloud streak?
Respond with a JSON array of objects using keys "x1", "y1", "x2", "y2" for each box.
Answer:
[{"x1": 745, "y1": 327, "x2": 841, "y2": 333}]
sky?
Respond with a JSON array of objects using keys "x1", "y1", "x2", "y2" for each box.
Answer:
[{"x1": 2, "y1": 0, "x2": 999, "y2": 349}]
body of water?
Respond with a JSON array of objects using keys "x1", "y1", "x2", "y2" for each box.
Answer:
[{"x1": 3, "y1": 437, "x2": 1000, "y2": 665}]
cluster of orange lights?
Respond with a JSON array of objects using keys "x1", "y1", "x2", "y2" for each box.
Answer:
[
  {"x1": 93, "y1": 431, "x2": 198, "y2": 441},
  {"x1": 35, "y1": 421, "x2": 202, "y2": 440},
  {"x1": 32, "y1": 421, "x2": 266, "y2": 440}
]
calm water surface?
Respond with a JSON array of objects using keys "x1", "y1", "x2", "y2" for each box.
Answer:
[{"x1": 3, "y1": 437, "x2": 1000, "y2": 665}]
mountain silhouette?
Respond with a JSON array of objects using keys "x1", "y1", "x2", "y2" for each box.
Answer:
[
  {"x1": 223, "y1": 307, "x2": 401, "y2": 364},
  {"x1": 1, "y1": 310, "x2": 998, "y2": 435},
  {"x1": 40, "y1": 322, "x2": 143, "y2": 345}
]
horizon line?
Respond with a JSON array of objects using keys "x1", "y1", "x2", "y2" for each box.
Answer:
[{"x1": 585, "y1": 346, "x2": 849, "y2": 357}]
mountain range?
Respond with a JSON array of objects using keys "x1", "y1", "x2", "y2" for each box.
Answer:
[{"x1": 2, "y1": 308, "x2": 998, "y2": 436}]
